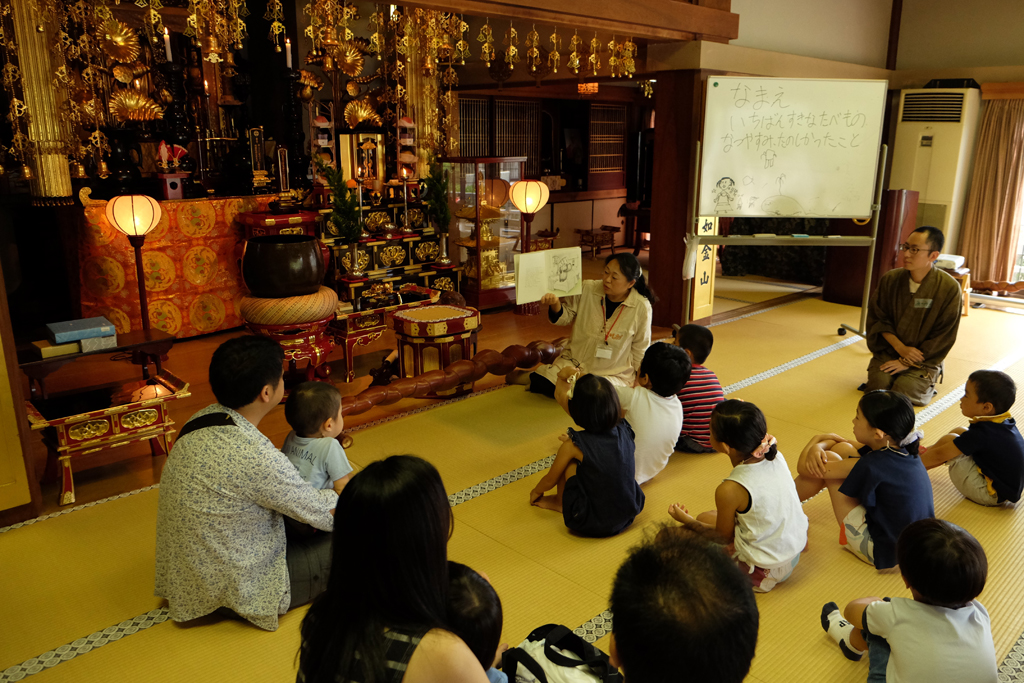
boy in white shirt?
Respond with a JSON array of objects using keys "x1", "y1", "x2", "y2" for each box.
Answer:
[
  {"x1": 283, "y1": 382, "x2": 354, "y2": 495},
  {"x1": 820, "y1": 518, "x2": 997, "y2": 683},
  {"x1": 615, "y1": 342, "x2": 690, "y2": 484}
]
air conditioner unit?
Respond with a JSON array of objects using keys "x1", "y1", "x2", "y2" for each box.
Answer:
[{"x1": 888, "y1": 88, "x2": 981, "y2": 253}]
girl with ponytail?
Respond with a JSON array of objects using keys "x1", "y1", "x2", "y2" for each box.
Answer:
[
  {"x1": 794, "y1": 390, "x2": 935, "y2": 570},
  {"x1": 667, "y1": 399, "x2": 808, "y2": 593},
  {"x1": 525, "y1": 252, "x2": 655, "y2": 398}
]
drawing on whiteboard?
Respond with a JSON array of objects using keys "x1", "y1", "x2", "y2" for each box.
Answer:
[
  {"x1": 549, "y1": 252, "x2": 581, "y2": 293},
  {"x1": 760, "y1": 174, "x2": 804, "y2": 215},
  {"x1": 743, "y1": 176, "x2": 754, "y2": 185},
  {"x1": 748, "y1": 196, "x2": 758, "y2": 208},
  {"x1": 712, "y1": 177, "x2": 738, "y2": 213}
]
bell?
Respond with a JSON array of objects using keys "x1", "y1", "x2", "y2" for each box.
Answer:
[
  {"x1": 97, "y1": 160, "x2": 110, "y2": 178},
  {"x1": 71, "y1": 162, "x2": 88, "y2": 178},
  {"x1": 20, "y1": 163, "x2": 33, "y2": 180},
  {"x1": 298, "y1": 85, "x2": 314, "y2": 103}
]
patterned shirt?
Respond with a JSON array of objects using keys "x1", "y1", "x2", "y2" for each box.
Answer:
[
  {"x1": 675, "y1": 364, "x2": 725, "y2": 448},
  {"x1": 155, "y1": 404, "x2": 337, "y2": 631}
]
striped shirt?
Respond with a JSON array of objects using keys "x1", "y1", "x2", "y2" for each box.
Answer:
[{"x1": 675, "y1": 364, "x2": 725, "y2": 448}]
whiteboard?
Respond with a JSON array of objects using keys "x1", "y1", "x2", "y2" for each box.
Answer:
[{"x1": 698, "y1": 77, "x2": 888, "y2": 218}]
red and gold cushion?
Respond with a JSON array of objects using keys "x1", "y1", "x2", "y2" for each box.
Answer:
[
  {"x1": 239, "y1": 286, "x2": 338, "y2": 325},
  {"x1": 392, "y1": 304, "x2": 480, "y2": 337}
]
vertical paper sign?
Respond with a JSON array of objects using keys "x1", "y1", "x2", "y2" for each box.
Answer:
[{"x1": 690, "y1": 216, "x2": 718, "y2": 321}]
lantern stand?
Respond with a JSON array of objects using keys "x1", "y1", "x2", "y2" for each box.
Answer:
[
  {"x1": 106, "y1": 195, "x2": 163, "y2": 377},
  {"x1": 510, "y1": 180, "x2": 551, "y2": 316}
]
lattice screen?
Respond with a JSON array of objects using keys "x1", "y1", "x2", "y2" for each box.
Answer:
[
  {"x1": 458, "y1": 97, "x2": 490, "y2": 157},
  {"x1": 494, "y1": 99, "x2": 540, "y2": 177},
  {"x1": 589, "y1": 104, "x2": 627, "y2": 174}
]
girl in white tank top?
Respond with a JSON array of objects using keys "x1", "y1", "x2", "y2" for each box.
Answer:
[{"x1": 668, "y1": 400, "x2": 808, "y2": 592}]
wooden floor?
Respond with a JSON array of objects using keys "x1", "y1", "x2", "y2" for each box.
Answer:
[{"x1": 26, "y1": 251, "x2": 682, "y2": 516}]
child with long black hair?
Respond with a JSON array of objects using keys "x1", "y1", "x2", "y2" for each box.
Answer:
[
  {"x1": 668, "y1": 399, "x2": 807, "y2": 592},
  {"x1": 795, "y1": 390, "x2": 935, "y2": 570},
  {"x1": 529, "y1": 368, "x2": 645, "y2": 537}
]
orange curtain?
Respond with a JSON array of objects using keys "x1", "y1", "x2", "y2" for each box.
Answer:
[{"x1": 959, "y1": 99, "x2": 1024, "y2": 282}]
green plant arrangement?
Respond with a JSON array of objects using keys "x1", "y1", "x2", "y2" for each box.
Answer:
[
  {"x1": 421, "y1": 158, "x2": 452, "y2": 232},
  {"x1": 313, "y1": 156, "x2": 362, "y2": 243}
]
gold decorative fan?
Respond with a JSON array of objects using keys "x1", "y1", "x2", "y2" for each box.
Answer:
[
  {"x1": 339, "y1": 43, "x2": 365, "y2": 77},
  {"x1": 109, "y1": 90, "x2": 165, "y2": 122},
  {"x1": 344, "y1": 98, "x2": 382, "y2": 128},
  {"x1": 98, "y1": 19, "x2": 140, "y2": 63},
  {"x1": 298, "y1": 69, "x2": 324, "y2": 90}
]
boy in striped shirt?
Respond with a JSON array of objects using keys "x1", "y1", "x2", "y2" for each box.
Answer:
[{"x1": 672, "y1": 324, "x2": 725, "y2": 454}]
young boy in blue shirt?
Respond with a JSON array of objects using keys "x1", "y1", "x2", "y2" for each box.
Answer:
[
  {"x1": 820, "y1": 518, "x2": 997, "y2": 682},
  {"x1": 921, "y1": 370, "x2": 1024, "y2": 506},
  {"x1": 283, "y1": 382, "x2": 354, "y2": 495}
]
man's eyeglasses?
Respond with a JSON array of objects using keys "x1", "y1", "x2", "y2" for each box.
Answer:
[{"x1": 898, "y1": 244, "x2": 923, "y2": 256}]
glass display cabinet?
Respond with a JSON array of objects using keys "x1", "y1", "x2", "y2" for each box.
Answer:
[{"x1": 441, "y1": 156, "x2": 526, "y2": 310}]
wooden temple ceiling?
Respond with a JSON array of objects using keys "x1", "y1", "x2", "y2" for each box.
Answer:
[{"x1": 400, "y1": 0, "x2": 739, "y2": 43}]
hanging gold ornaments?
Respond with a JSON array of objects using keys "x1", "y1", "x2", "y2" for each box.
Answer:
[
  {"x1": 525, "y1": 25, "x2": 540, "y2": 72},
  {"x1": 608, "y1": 37, "x2": 619, "y2": 77},
  {"x1": 567, "y1": 30, "x2": 581, "y2": 74},
  {"x1": 548, "y1": 27, "x2": 561, "y2": 73},
  {"x1": 588, "y1": 32, "x2": 600, "y2": 76},
  {"x1": 477, "y1": 19, "x2": 494, "y2": 67},
  {"x1": 454, "y1": 15, "x2": 469, "y2": 65},
  {"x1": 503, "y1": 21, "x2": 518, "y2": 70},
  {"x1": 264, "y1": 0, "x2": 284, "y2": 50},
  {"x1": 620, "y1": 37, "x2": 636, "y2": 78}
]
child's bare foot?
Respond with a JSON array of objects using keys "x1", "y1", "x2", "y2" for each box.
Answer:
[
  {"x1": 341, "y1": 433, "x2": 354, "y2": 449},
  {"x1": 533, "y1": 495, "x2": 563, "y2": 512}
]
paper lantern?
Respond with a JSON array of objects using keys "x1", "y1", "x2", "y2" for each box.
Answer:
[
  {"x1": 509, "y1": 179, "x2": 550, "y2": 217},
  {"x1": 105, "y1": 194, "x2": 163, "y2": 237}
]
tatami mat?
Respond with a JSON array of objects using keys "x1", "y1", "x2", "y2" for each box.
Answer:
[
  {"x1": 6, "y1": 296, "x2": 1024, "y2": 683},
  {"x1": 715, "y1": 276, "x2": 817, "y2": 304},
  {"x1": 0, "y1": 490, "x2": 163, "y2": 667}
]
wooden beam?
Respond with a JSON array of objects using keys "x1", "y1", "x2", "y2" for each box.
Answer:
[
  {"x1": 981, "y1": 82, "x2": 1024, "y2": 100},
  {"x1": 400, "y1": 0, "x2": 738, "y2": 43}
]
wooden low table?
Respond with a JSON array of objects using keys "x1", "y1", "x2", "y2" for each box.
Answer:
[
  {"x1": 576, "y1": 225, "x2": 620, "y2": 259},
  {"x1": 17, "y1": 329, "x2": 175, "y2": 400}
]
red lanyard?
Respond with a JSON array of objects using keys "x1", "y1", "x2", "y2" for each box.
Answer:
[{"x1": 602, "y1": 298, "x2": 626, "y2": 345}]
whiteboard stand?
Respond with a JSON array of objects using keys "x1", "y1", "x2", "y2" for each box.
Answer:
[{"x1": 685, "y1": 144, "x2": 889, "y2": 338}]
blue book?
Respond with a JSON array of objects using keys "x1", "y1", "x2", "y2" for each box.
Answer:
[{"x1": 46, "y1": 317, "x2": 116, "y2": 344}]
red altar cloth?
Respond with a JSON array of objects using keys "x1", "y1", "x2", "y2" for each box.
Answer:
[{"x1": 79, "y1": 191, "x2": 275, "y2": 339}]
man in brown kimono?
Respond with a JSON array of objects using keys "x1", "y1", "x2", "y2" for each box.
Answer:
[{"x1": 863, "y1": 226, "x2": 962, "y2": 406}]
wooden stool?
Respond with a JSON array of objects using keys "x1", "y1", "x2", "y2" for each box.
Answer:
[
  {"x1": 940, "y1": 266, "x2": 971, "y2": 317},
  {"x1": 576, "y1": 225, "x2": 620, "y2": 259}
]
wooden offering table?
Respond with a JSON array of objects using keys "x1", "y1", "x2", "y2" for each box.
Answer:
[
  {"x1": 392, "y1": 305, "x2": 481, "y2": 398},
  {"x1": 24, "y1": 370, "x2": 191, "y2": 505},
  {"x1": 330, "y1": 284, "x2": 440, "y2": 383}
]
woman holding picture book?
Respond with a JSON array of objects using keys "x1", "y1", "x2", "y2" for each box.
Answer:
[{"x1": 516, "y1": 253, "x2": 656, "y2": 398}]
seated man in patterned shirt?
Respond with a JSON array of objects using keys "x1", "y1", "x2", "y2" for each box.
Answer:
[{"x1": 155, "y1": 336, "x2": 338, "y2": 631}]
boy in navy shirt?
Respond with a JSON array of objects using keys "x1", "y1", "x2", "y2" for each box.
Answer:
[{"x1": 922, "y1": 370, "x2": 1024, "y2": 506}]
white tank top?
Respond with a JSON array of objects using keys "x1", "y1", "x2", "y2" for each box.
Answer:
[{"x1": 725, "y1": 453, "x2": 808, "y2": 568}]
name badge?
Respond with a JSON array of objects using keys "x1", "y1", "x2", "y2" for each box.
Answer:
[
  {"x1": 596, "y1": 346, "x2": 613, "y2": 359},
  {"x1": 914, "y1": 298, "x2": 933, "y2": 309}
]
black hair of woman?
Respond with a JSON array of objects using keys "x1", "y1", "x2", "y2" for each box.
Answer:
[
  {"x1": 858, "y1": 390, "x2": 919, "y2": 454},
  {"x1": 297, "y1": 455, "x2": 454, "y2": 683},
  {"x1": 710, "y1": 399, "x2": 778, "y2": 461},
  {"x1": 568, "y1": 373, "x2": 622, "y2": 434},
  {"x1": 605, "y1": 253, "x2": 658, "y2": 305}
]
